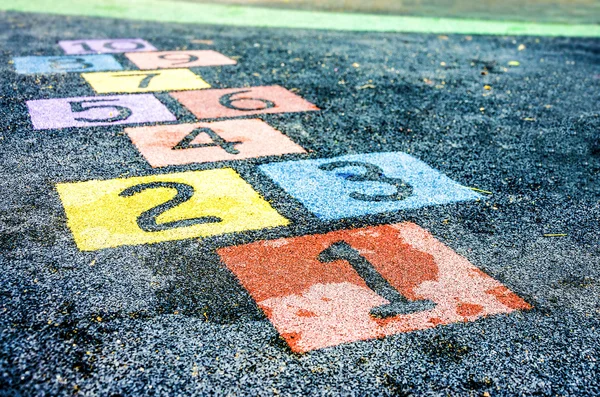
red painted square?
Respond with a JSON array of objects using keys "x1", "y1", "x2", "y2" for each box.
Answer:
[
  {"x1": 125, "y1": 119, "x2": 306, "y2": 167},
  {"x1": 125, "y1": 50, "x2": 236, "y2": 69},
  {"x1": 171, "y1": 85, "x2": 319, "y2": 120},
  {"x1": 218, "y1": 223, "x2": 531, "y2": 353}
]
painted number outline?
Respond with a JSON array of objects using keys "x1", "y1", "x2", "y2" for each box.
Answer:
[
  {"x1": 172, "y1": 127, "x2": 242, "y2": 154},
  {"x1": 114, "y1": 72, "x2": 161, "y2": 88},
  {"x1": 318, "y1": 161, "x2": 413, "y2": 202},
  {"x1": 157, "y1": 53, "x2": 200, "y2": 66},
  {"x1": 119, "y1": 181, "x2": 222, "y2": 232},
  {"x1": 49, "y1": 57, "x2": 94, "y2": 71},
  {"x1": 318, "y1": 240, "x2": 436, "y2": 318},
  {"x1": 69, "y1": 99, "x2": 132, "y2": 123},
  {"x1": 219, "y1": 90, "x2": 276, "y2": 111}
]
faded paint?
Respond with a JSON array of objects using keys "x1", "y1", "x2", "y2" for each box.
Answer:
[{"x1": 218, "y1": 223, "x2": 532, "y2": 352}]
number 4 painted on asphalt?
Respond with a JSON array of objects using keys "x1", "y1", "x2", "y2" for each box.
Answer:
[{"x1": 125, "y1": 119, "x2": 306, "y2": 167}]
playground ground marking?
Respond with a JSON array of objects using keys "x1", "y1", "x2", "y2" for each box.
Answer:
[
  {"x1": 125, "y1": 118, "x2": 306, "y2": 168},
  {"x1": 27, "y1": 94, "x2": 176, "y2": 130},
  {"x1": 218, "y1": 222, "x2": 532, "y2": 353},
  {"x1": 12, "y1": 55, "x2": 123, "y2": 74},
  {"x1": 171, "y1": 85, "x2": 319, "y2": 120},
  {"x1": 125, "y1": 50, "x2": 237, "y2": 70},
  {"x1": 56, "y1": 169, "x2": 289, "y2": 251},
  {"x1": 59, "y1": 38, "x2": 156, "y2": 54},
  {"x1": 82, "y1": 69, "x2": 210, "y2": 94},
  {"x1": 259, "y1": 152, "x2": 481, "y2": 220}
]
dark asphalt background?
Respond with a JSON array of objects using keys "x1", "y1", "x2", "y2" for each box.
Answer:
[{"x1": 0, "y1": 10, "x2": 599, "y2": 396}]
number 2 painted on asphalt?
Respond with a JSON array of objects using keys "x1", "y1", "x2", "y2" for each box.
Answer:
[{"x1": 119, "y1": 182, "x2": 222, "y2": 232}]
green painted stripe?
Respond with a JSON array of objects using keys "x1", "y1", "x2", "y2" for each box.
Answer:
[{"x1": 2, "y1": 0, "x2": 599, "y2": 37}]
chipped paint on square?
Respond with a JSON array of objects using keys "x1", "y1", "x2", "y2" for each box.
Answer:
[
  {"x1": 125, "y1": 119, "x2": 306, "y2": 167},
  {"x1": 56, "y1": 169, "x2": 289, "y2": 251},
  {"x1": 125, "y1": 50, "x2": 236, "y2": 69},
  {"x1": 82, "y1": 69, "x2": 210, "y2": 94},
  {"x1": 171, "y1": 85, "x2": 319, "y2": 120},
  {"x1": 218, "y1": 223, "x2": 531, "y2": 353}
]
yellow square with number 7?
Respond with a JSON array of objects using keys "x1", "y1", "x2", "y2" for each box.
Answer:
[
  {"x1": 55, "y1": 169, "x2": 289, "y2": 251},
  {"x1": 81, "y1": 68, "x2": 210, "y2": 93}
]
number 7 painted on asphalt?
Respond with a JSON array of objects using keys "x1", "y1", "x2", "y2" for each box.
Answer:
[{"x1": 82, "y1": 68, "x2": 210, "y2": 93}]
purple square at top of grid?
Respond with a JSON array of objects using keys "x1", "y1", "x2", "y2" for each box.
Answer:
[
  {"x1": 59, "y1": 39, "x2": 157, "y2": 55},
  {"x1": 27, "y1": 95, "x2": 176, "y2": 130}
]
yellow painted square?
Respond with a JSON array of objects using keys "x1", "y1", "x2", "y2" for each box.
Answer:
[
  {"x1": 81, "y1": 68, "x2": 210, "y2": 93},
  {"x1": 56, "y1": 169, "x2": 289, "y2": 251}
]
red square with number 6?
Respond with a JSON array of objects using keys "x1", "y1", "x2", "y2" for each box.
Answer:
[
  {"x1": 171, "y1": 85, "x2": 319, "y2": 120},
  {"x1": 218, "y1": 223, "x2": 531, "y2": 353}
]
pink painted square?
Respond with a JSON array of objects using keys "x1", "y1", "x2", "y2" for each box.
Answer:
[
  {"x1": 171, "y1": 85, "x2": 319, "y2": 120},
  {"x1": 125, "y1": 119, "x2": 306, "y2": 167},
  {"x1": 125, "y1": 50, "x2": 236, "y2": 69},
  {"x1": 218, "y1": 223, "x2": 532, "y2": 353}
]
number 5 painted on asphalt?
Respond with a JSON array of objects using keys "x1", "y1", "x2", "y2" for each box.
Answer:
[{"x1": 81, "y1": 68, "x2": 211, "y2": 93}]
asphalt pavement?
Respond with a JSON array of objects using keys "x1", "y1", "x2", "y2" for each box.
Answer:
[{"x1": 0, "y1": 8, "x2": 599, "y2": 396}]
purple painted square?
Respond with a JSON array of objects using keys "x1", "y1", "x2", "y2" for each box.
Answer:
[
  {"x1": 59, "y1": 39, "x2": 157, "y2": 55},
  {"x1": 27, "y1": 94, "x2": 176, "y2": 130}
]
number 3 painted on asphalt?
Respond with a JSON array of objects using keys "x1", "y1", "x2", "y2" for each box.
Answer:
[{"x1": 318, "y1": 161, "x2": 413, "y2": 202}]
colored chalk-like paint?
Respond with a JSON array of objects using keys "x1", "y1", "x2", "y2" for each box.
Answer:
[
  {"x1": 82, "y1": 68, "x2": 210, "y2": 94},
  {"x1": 171, "y1": 85, "x2": 319, "y2": 120},
  {"x1": 56, "y1": 169, "x2": 289, "y2": 251},
  {"x1": 218, "y1": 223, "x2": 531, "y2": 353},
  {"x1": 27, "y1": 94, "x2": 176, "y2": 130},
  {"x1": 125, "y1": 119, "x2": 306, "y2": 168},
  {"x1": 125, "y1": 50, "x2": 236, "y2": 70},
  {"x1": 258, "y1": 152, "x2": 481, "y2": 220},
  {"x1": 59, "y1": 38, "x2": 156, "y2": 54},
  {"x1": 12, "y1": 55, "x2": 122, "y2": 74}
]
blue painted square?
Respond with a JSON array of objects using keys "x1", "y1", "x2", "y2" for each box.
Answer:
[
  {"x1": 259, "y1": 152, "x2": 482, "y2": 220},
  {"x1": 12, "y1": 55, "x2": 123, "y2": 74}
]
